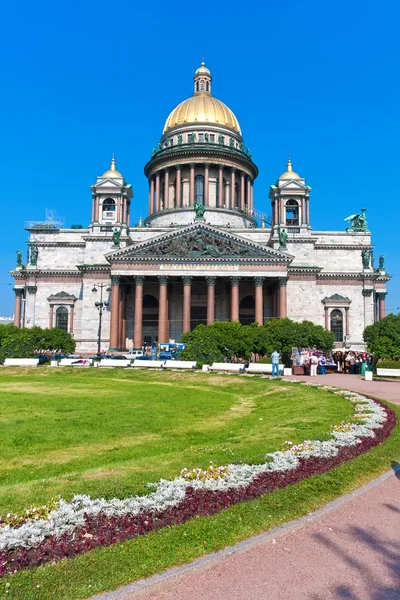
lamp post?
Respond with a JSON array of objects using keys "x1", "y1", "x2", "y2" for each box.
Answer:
[{"x1": 92, "y1": 283, "x2": 111, "y2": 358}]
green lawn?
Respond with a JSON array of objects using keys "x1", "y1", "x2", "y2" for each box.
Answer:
[
  {"x1": 0, "y1": 369, "x2": 398, "y2": 600},
  {"x1": 0, "y1": 368, "x2": 353, "y2": 514}
]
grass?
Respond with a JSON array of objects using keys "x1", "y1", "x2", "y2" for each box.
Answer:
[{"x1": 0, "y1": 369, "x2": 398, "y2": 599}]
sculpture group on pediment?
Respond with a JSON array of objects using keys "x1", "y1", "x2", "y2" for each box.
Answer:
[
  {"x1": 344, "y1": 208, "x2": 369, "y2": 232},
  {"x1": 134, "y1": 230, "x2": 267, "y2": 259}
]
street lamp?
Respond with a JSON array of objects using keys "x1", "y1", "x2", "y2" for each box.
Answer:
[{"x1": 92, "y1": 283, "x2": 111, "y2": 358}]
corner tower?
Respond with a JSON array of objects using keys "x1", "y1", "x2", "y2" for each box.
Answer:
[
  {"x1": 269, "y1": 158, "x2": 312, "y2": 234},
  {"x1": 144, "y1": 62, "x2": 258, "y2": 228}
]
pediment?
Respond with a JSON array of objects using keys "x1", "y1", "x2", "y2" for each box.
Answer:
[
  {"x1": 279, "y1": 179, "x2": 308, "y2": 190},
  {"x1": 95, "y1": 179, "x2": 123, "y2": 188},
  {"x1": 107, "y1": 223, "x2": 292, "y2": 263}
]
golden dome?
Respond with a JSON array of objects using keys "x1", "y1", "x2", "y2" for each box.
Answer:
[
  {"x1": 101, "y1": 156, "x2": 123, "y2": 179},
  {"x1": 163, "y1": 94, "x2": 241, "y2": 134},
  {"x1": 279, "y1": 157, "x2": 301, "y2": 180},
  {"x1": 163, "y1": 62, "x2": 241, "y2": 134},
  {"x1": 195, "y1": 61, "x2": 211, "y2": 76}
]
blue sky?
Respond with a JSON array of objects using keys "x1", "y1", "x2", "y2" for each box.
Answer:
[{"x1": 1, "y1": 0, "x2": 399, "y2": 315}]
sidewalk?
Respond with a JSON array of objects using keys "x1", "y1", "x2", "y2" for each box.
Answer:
[{"x1": 96, "y1": 376, "x2": 400, "y2": 600}]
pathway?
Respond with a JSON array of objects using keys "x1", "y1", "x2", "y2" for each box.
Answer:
[{"x1": 95, "y1": 375, "x2": 400, "y2": 600}]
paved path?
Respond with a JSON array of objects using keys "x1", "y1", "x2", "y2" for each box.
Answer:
[{"x1": 96, "y1": 376, "x2": 400, "y2": 600}]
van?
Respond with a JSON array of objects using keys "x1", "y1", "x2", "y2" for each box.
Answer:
[{"x1": 125, "y1": 349, "x2": 144, "y2": 359}]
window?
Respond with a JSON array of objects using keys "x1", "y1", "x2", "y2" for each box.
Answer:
[
  {"x1": 195, "y1": 174, "x2": 204, "y2": 204},
  {"x1": 285, "y1": 199, "x2": 299, "y2": 226},
  {"x1": 209, "y1": 134, "x2": 215, "y2": 143},
  {"x1": 206, "y1": 81, "x2": 210, "y2": 92},
  {"x1": 200, "y1": 79, "x2": 205, "y2": 91},
  {"x1": 195, "y1": 81, "x2": 199, "y2": 92},
  {"x1": 55, "y1": 306, "x2": 68, "y2": 331},
  {"x1": 330, "y1": 309, "x2": 343, "y2": 342},
  {"x1": 103, "y1": 198, "x2": 115, "y2": 212},
  {"x1": 198, "y1": 133, "x2": 205, "y2": 142}
]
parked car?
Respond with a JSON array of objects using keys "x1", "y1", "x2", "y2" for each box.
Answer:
[
  {"x1": 66, "y1": 354, "x2": 82, "y2": 359},
  {"x1": 125, "y1": 350, "x2": 144, "y2": 359},
  {"x1": 134, "y1": 355, "x2": 153, "y2": 361},
  {"x1": 158, "y1": 352, "x2": 172, "y2": 361},
  {"x1": 111, "y1": 355, "x2": 130, "y2": 360}
]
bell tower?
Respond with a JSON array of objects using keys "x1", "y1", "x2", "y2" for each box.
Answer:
[
  {"x1": 90, "y1": 156, "x2": 133, "y2": 233},
  {"x1": 269, "y1": 158, "x2": 311, "y2": 233}
]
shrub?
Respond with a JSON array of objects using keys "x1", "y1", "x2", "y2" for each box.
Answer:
[
  {"x1": 376, "y1": 360, "x2": 400, "y2": 369},
  {"x1": 364, "y1": 314, "x2": 400, "y2": 360}
]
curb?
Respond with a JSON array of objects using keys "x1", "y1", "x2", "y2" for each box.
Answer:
[{"x1": 92, "y1": 464, "x2": 400, "y2": 600}]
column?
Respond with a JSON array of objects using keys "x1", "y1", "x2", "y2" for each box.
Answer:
[
  {"x1": 230, "y1": 277, "x2": 241, "y2": 322},
  {"x1": 49, "y1": 304, "x2": 54, "y2": 329},
  {"x1": 345, "y1": 307, "x2": 350, "y2": 335},
  {"x1": 377, "y1": 292, "x2": 387, "y2": 320},
  {"x1": 120, "y1": 287, "x2": 127, "y2": 349},
  {"x1": 246, "y1": 177, "x2": 251, "y2": 211},
  {"x1": 155, "y1": 172, "x2": 160, "y2": 212},
  {"x1": 182, "y1": 276, "x2": 192, "y2": 334},
  {"x1": 134, "y1": 276, "x2": 144, "y2": 348},
  {"x1": 176, "y1": 165, "x2": 181, "y2": 207},
  {"x1": 280, "y1": 197, "x2": 285, "y2": 224},
  {"x1": 69, "y1": 303, "x2": 75, "y2": 334},
  {"x1": 158, "y1": 276, "x2": 168, "y2": 343},
  {"x1": 95, "y1": 195, "x2": 100, "y2": 222},
  {"x1": 301, "y1": 197, "x2": 306, "y2": 225},
  {"x1": 164, "y1": 168, "x2": 170, "y2": 209},
  {"x1": 362, "y1": 289, "x2": 373, "y2": 327},
  {"x1": 189, "y1": 163, "x2": 195, "y2": 205},
  {"x1": 13, "y1": 289, "x2": 23, "y2": 328},
  {"x1": 230, "y1": 168, "x2": 236, "y2": 210},
  {"x1": 306, "y1": 197, "x2": 310, "y2": 224},
  {"x1": 240, "y1": 172, "x2": 245, "y2": 211},
  {"x1": 204, "y1": 163, "x2": 210, "y2": 205},
  {"x1": 91, "y1": 194, "x2": 95, "y2": 223},
  {"x1": 254, "y1": 277, "x2": 265, "y2": 326},
  {"x1": 109, "y1": 276, "x2": 120, "y2": 350},
  {"x1": 324, "y1": 306, "x2": 329, "y2": 330},
  {"x1": 250, "y1": 182, "x2": 254, "y2": 211},
  {"x1": 206, "y1": 277, "x2": 216, "y2": 325},
  {"x1": 218, "y1": 165, "x2": 223, "y2": 207},
  {"x1": 149, "y1": 177, "x2": 154, "y2": 215},
  {"x1": 278, "y1": 277, "x2": 287, "y2": 318}
]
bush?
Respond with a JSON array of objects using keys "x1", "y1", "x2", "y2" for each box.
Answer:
[
  {"x1": 364, "y1": 314, "x2": 400, "y2": 360},
  {"x1": 0, "y1": 325, "x2": 75, "y2": 364},
  {"x1": 376, "y1": 360, "x2": 400, "y2": 369},
  {"x1": 258, "y1": 357, "x2": 272, "y2": 364}
]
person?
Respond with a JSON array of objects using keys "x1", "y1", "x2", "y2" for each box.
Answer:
[
  {"x1": 271, "y1": 349, "x2": 280, "y2": 377},
  {"x1": 319, "y1": 355, "x2": 326, "y2": 375},
  {"x1": 310, "y1": 353, "x2": 319, "y2": 377}
]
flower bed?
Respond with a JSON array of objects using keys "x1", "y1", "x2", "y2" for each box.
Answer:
[{"x1": 0, "y1": 383, "x2": 396, "y2": 577}]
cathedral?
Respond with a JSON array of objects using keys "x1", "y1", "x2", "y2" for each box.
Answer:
[{"x1": 11, "y1": 63, "x2": 390, "y2": 353}]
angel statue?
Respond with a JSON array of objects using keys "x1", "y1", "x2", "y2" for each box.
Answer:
[
  {"x1": 344, "y1": 208, "x2": 369, "y2": 232},
  {"x1": 194, "y1": 201, "x2": 206, "y2": 219}
]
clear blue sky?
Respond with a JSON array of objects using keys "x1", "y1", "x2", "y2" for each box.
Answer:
[{"x1": 1, "y1": 0, "x2": 399, "y2": 315}]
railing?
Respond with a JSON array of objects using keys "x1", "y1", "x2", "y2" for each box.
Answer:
[{"x1": 150, "y1": 141, "x2": 253, "y2": 161}]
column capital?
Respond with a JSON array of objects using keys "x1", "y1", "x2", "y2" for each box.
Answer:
[
  {"x1": 111, "y1": 275, "x2": 120, "y2": 285},
  {"x1": 189, "y1": 162, "x2": 196, "y2": 169},
  {"x1": 164, "y1": 167, "x2": 169, "y2": 173},
  {"x1": 134, "y1": 276, "x2": 145, "y2": 285},
  {"x1": 376, "y1": 291, "x2": 387, "y2": 299},
  {"x1": 278, "y1": 277, "x2": 288, "y2": 287},
  {"x1": 230, "y1": 167, "x2": 236, "y2": 173},
  {"x1": 204, "y1": 162, "x2": 211, "y2": 168},
  {"x1": 182, "y1": 276, "x2": 192, "y2": 286},
  {"x1": 230, "y1": 276, "x2": 241, "y2": 286},
  {"x1": 158, "y1": 275, "x2": 169, "y2": 285},
  {"x1": 206, "y1": 276, "x2": 217, "y2": 286},
  {"x1": 27, "y1": 286, "x2": 37, "y2": 294},
  {"x1": 176, "y1": 163, "x2": 182, "y2": 170},
  {"x1": 254, "y1": 277, "x2": 265, "y2": 287},
  {"x1": 13, "y1": 288, "x2": 24, "y2": 296},
  {"x1": 362, "y1": 289, "x2": 373, "y2": 297}
]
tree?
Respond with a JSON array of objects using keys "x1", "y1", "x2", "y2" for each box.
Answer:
[
  {"x1": 0, "y1": 325, "x2": 76, "y2": 364},
  {"x1": 364, "y1": 314, "x2": 400, "y2": 360}
]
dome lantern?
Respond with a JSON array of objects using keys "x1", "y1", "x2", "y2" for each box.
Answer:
[{"x1": 194, "y1": 61, "x2": 212, "y2": 95}]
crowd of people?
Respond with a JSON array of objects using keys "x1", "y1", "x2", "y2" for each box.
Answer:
[{"x1": 291, "y1": 348, "x2": 374, "y2": 376}]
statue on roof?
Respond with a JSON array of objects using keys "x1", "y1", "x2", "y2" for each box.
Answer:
[
  {"x1": 378, "y1": 254, "x2": 385, "y2": 271},
  {"x1": 194, "y1": 202, "x2": 206, "y2": 219},
  {"x1": 278, "y1": 227, "x2": 288, "y2": 249},
  {"x1": 29, "y1": 245, "x2": 38, "y2": 266},
  {"x1": 16, "y1": 250, "x2": 23, "y2": 266},
  {"x1": 361, "y1": 248, "x2": 371, "y2": 269},
  {"x1": 344, "y1": 208, "x2": 369, "y2": 232},
  {"x1": 112, "y1": 228, "x2": 121, "y2": 248}
]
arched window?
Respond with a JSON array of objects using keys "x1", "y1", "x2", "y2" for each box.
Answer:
[
  {"x1": 195, "y1": 174, "x2": 204, "y2": 204},
  {"x1": 239, "y1": 295, "x2": 255, "y2": 325},
  {"x1": 103, "y1": 198, "x2": 115, "y2": 212},
  {"x1": 195, "y1": 81, "x2": 199, "y2": 92},
  {"x1": 206, "y1": 81, "x2": 210, "y2": 92},
  {"x1": 285, "y1": 199, "x2": 299, "y2": 225},
  {"x1": 200, "y1": 79, "x2": 205, "y2": 91},
  {"x1": 330, "y1": 309, "x2": 343, "y2": 342},
  {"x1": 55, "y1": 306, "x2": 68, "y2": 331}
]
